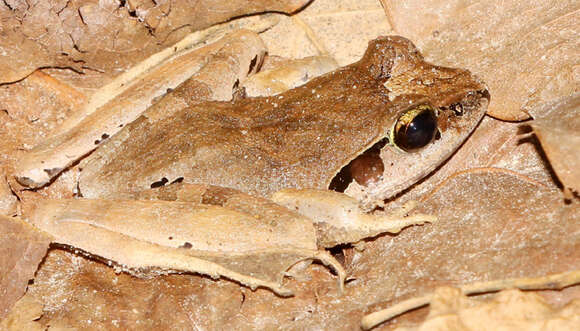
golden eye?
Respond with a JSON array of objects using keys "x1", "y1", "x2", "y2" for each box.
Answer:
[{"x1": 392, "y1": 104, "x2": 438, "y2": 152}]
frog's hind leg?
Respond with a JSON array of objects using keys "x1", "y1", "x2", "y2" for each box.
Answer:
[{"x1": 46, "y1": 221, "x2": 295, "y2": 297}]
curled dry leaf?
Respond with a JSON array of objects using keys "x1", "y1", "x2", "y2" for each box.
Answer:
[
  {"x1": 362, "y1": 270, "x2": 580, "y2": 329},
  {"x1": 14, "y1": 30, "x2": 267, "y2": 189},
  {"x1": 530, "y1": 93, "x2": 580, "y2": 194},
  {"x1": 0, "y1": 215, "x2": 51, "y2": 320},
  {"x1": 0, "y1": 0, "x2": 308, "y2": 84},
  {"x1": 384, "y1": 0, "x2": 579, "y2": 120}
]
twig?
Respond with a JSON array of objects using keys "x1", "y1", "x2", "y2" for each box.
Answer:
[{"x1": 361, "y1": 269, "x2": 580, "y2": 330}]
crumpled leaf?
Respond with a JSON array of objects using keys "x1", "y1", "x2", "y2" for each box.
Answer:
[
  {"x1": 261, "y1": 0, "x2": 392, "y2": 65},
  {"x1": 0, "y1": 215, "x2": 51, "y2": 319},
  {"x1": 384, "y1": 0, "x2": 579, "y2": 120},
  {"x1": 395, "y1": 287, "x2": 580, "y2": 331},
  {"x1": 127, "y1": 0, "x2": 311, "y2": 42},
  {"x1": 530, "y1": 93, "x2": 580, "y2": 194},
  {"x1": 0, "y1": 0, "x2": 309, "y2": 84}
]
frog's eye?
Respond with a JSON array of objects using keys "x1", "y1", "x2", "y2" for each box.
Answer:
[{"x1": 392, "y1": 104, "x2": 438, "y2": 152}]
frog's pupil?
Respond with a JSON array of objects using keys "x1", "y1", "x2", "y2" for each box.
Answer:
[{"x1": 395, "y1": 109, "x2": 437, "y2": 151}]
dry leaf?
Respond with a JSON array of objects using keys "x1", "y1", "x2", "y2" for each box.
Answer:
[
  {"x1": 0, "y1": 295, "x2": 44, "y2": 331},
  {"x1": 353, "y1": 169, "x2": 579, "y2": 329},
  {"x1": 0, "y1": 174, "x2": 17, "y2": 216},
  {"x1": 531, "y1": 94, "x2": 580, "y2": 194},
  {"x1": 0, "y1": 0, "x2": 309, "y2": 84},
  {"x1": 0, "y1": 215, "x2": 51, "y2": 319},
  {"x1": 395, "y1": 287, "x2": 580, "y2": 331},
  {"x1": 127, "y1": 0, "x2": 311, "y2": 42},
  {"x1": 384, "y1": 0, "x2": 579, "y2": 121},
  {"x1": 261, "y1": 0, "x2": 392, "y2": 65}
]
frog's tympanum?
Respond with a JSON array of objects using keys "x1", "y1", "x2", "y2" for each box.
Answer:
[{"x1": 25, "y1": 36, "x2": 489, "y2": 296}]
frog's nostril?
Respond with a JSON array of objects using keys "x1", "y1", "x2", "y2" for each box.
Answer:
[{"x1": 450, "y1": 103, "x2": 464, "y2": 116}]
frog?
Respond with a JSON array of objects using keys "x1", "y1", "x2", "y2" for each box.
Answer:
[{"x1": 22, "y1": 35, "x2": 489, "y2": 296}]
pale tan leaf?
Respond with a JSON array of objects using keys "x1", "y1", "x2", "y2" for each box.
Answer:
[
  {"x1": 531, "y1": 93, "x2": 580, "y2": 194},
  {"x1": 353, "y1": 169, "x2": 579, "y2": 329},
  {"x1": 384, "y1": 0, "x2": 579, "y2": 121},
  {"x1": 260, "y1": 0, "x2": 392, "y2": 65},
  {"x1": 0, "y1": 173, "x2": 17, "y2": 216},
  {"x1": 0, "y1": 295, "x2": 44, "y2": 331},
  {"x1": 0, "y1": 216, "x2": 51, "y2": 319}
]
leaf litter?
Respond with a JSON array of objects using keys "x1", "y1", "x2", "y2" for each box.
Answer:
[{"x1": 0, "y1": 0, "x2": 578, "y2": 329}]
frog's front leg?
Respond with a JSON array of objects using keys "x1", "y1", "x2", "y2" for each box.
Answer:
[{"x1": 271, "y1": 188, "x2": 436, "y2": 248}]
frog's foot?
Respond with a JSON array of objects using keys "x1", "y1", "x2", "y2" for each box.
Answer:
[{"x1": 272, "y1": 188, "x2": 436, "y2": 247}]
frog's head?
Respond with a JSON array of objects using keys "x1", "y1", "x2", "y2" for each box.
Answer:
[{"x1": 327, "y1": 36, "x2": 490, "y2": 208}]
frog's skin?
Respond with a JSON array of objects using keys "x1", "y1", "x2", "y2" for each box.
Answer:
[
  {"x1": 23, "y1": 36, "x2": 489, "y2": 296},
  {"x1": 77, "y1": 36, "x2": 489, "y2": 208}
]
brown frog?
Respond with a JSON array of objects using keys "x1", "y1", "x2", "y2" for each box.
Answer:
[
  {"x1": 76, "y1": 36, "x2": 489, "y2": 208},
  {"x1": 24, "y1": 36, "x2": 489, "y2": 296}
]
